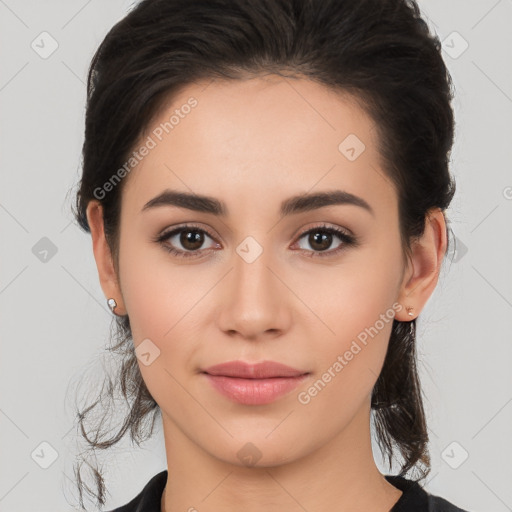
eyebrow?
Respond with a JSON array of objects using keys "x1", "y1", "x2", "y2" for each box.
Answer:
[{"x1": 141, "y1": 189, "x2": 374, "y2": 217}]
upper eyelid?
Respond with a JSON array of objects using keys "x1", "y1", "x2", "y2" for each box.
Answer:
[{"x1": 159, "y1": 223, "x2": 217, "y2": 241}]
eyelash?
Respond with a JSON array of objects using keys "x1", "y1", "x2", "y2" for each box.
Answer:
[{"x1": 153, "y1": 223, "x2": 358, "y2": 259}]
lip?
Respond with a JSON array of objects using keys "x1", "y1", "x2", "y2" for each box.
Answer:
[
  {"x1": 201, "y1": 360, "x2": 310, "y2": 405},
  {"x1": 202, "y1": 360, "x2": 307, "y2": 378}
]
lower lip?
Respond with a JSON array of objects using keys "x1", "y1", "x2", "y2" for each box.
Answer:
[{"x1": 203, "y1": 373, "x2": 309, "y2": 405}]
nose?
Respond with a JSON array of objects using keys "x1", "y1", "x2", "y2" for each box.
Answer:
[{"x1": 216, "y1": 243, "x2": 292, "y2": 342}]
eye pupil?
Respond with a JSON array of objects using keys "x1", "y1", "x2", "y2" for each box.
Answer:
[
  {"x1": 181, "y1": 230, "x2": 204, "y2": 250},
  {"x1": 310, "y1": 231, "x2": 332, "y2": 251}
]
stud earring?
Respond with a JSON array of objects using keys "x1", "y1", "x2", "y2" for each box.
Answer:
[
  {"x1": 406, "y1": 306, "x2": 414, "y2": 317},
  {"x1": 107, "y1": 298, "x2": 118, "y2": 315}
]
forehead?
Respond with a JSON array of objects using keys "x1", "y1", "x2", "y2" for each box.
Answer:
[{"x1": 121, "y1": 75, "x2": 394, "y2": 216}]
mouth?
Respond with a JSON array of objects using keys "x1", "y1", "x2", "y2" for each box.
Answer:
[{"x1": 201, "y1": 360, "x2": 310, "y2": 405}]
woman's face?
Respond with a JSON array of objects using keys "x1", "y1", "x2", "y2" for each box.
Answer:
[{"x1": 92, "y1": 75, "x2": 417, "y2": 467}]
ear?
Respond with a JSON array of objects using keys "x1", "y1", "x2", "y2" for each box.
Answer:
[
  {"x1": 86, "y1": 200, "x2": 126, "y2": 315},
  {"x1": 395, "y1": 208, "x2": 447, "y2": 321}
]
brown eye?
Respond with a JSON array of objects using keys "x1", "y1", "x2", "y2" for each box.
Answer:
[
  {"x1": 155, "y1": 224, "x2": 219, "y2": 258},
  {"x1": 294, "y1": 224, "x2": 357, "y2": 258},
  {"x1": 306, "y1": 231, "x2": 334, "y2": 252},
  {"x1": 179, "y1": 229, "x2": 205, "y2": 251}
]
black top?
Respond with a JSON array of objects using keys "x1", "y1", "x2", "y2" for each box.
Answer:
[{"x1": 106, "y1": 470, "x2": 470, "y2": 512}]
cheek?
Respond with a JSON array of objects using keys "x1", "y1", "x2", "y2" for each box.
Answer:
[
  {"x1": 117, "y1": 237, "x2": 211, "y2": 394},
  {"x1": 302, "y1": 249, "x2": 401, "y2": 345},
  {"x1": 295, "y1": 245, "x2": 402, "y2": 408},
  {"x1": 312, "y1": 294, "x2": 396, "y2": 394},
  {"x1": 118, "y1": 233, "x2": 205, "y2": 342},
  {"x1": 294, "y1": 304, "x2": 395, "y2": 435}
]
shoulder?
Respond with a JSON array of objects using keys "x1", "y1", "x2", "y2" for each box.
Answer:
[
  {"x1": 385, "y1": 474, "x2": 471, "y2": 512},
  {"x1": 105, "y1": 470, "x2": 168, "y2": 512}
]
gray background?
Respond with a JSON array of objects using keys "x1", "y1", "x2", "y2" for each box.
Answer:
[{"x1": 0, "y1": 1, "x2": 511, "y2": 510}]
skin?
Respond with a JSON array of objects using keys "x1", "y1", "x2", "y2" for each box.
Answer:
[{"x1": 87, "y1": 74, "x2": 446, "y2": 512}]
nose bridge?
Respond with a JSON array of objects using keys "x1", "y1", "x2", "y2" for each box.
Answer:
[
  {"x1": 216, "y1": 233, "x2": 289, "y2": 338},
  {"x1": 235, "y1": 236, "x2": 274, "y2": 295}
]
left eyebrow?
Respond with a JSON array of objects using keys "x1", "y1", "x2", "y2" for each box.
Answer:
[
  {"x1": 141, "y1": 189, "x2": 374, "y2": 217},
  {"x1": 280, "y1": 190, "x2": 374, "y2": 217}
]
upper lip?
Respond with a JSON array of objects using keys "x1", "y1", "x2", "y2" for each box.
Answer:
[{"x1": 202, "y1": 360, "x2": 308, "y2": 379}]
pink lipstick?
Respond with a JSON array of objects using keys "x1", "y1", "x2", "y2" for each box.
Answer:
[{"x1": 201, "y1": 360, "x2": 309, "y2": 405}]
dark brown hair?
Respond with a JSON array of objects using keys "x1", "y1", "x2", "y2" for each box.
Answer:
[{"x1": 70, "y1": 0, "x2": 456, "y2": 509}]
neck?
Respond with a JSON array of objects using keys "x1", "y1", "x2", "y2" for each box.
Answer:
[{"x1": 160, "y1": 401, "x2": 402, "y2": 512}]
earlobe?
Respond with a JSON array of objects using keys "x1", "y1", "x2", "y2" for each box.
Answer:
[
  {"x1": 86, "y1": 200, "x2": 126, "y2": 315},
  {"x1": 395, "y1": 208, "x2": 447, "y2": 322}
]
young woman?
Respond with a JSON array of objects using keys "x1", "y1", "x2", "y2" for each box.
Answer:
[{"x1": 71, "y1": 0, "x2": 470, "y2": 510}]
